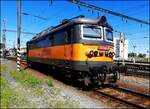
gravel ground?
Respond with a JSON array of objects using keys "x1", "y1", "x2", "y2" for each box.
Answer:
[
  {"x1": 117, "y1": 74, "x2": 150, "y2": 95},
  {"x1": 1, "y1": 58, "x2": 110, "y2": 108},
  {"x1": 53, "y1": 79, "x2": 110, "y2": 108},
  {"x1": 119, "y1": 74, "x2": 149, "y2": 89}
]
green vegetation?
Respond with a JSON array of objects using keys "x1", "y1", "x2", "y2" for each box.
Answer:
[
  {"x1": 128, "y1": 52, "x2": 149, "y2": 62},
  {"x1": 0, "y1": 43, "x2": 5, "y2": 49},
  {"x1": 128, "y1": 53, "x2": 146, "y2": 58},
  {"x1": 9, "y1": 70, "x2": 43, "y2": 87},
  {"x1": 9, "y1": 70, "x2": 47, "y2": 96},
  {"x1": 1, "y1": 66, "x2": 78, "y2": 108},
  {"x1": 1, "y1": 76, "x2": 15, "y2": 108},
  {"x1": 1, "y1": 72, "x2": 28, "y2": 108},
  {"x1": 46, "y1": 76, "x2": 53, "y2": 87},
  {"x1": 0, "y1": 64, "x2": 7, "y2": 75}
]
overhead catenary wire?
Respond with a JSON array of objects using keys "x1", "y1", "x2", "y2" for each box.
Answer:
[
  {"x1": 68, "y1": 0, "x2": 150, "y2": 25},
  {"x1": 21, "y1": 12, "x2": 48, "y2": 21},
  {"x1": 4, "y1": 29, "x2": 36, "y2": 35}
]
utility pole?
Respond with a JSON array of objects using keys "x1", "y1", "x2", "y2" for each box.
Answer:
[
  {"x1": 17, "y1": 0, "x2": 21, "y2": 71},
  {"x1": 2, "y1": 19, "x2": 6, "y2": 57},
  {"x1": 120, "y1": 32, "x2": 125, "y2": 66},
  {"x1": 133, "y1": 45, "x2": 136, "y2": 63}
]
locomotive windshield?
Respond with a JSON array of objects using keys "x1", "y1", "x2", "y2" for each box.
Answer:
[
  {"x1": 83, "y1": 26, "x2": 102, "y2": 39},
  {"x1": 105, "y1": 28, "x2": 113, "y2": 41}
]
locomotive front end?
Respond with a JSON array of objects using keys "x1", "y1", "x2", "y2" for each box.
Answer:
[
  {"x1": 70, "y1": 16, "x2": 120, "y2": 86},
  {"x1": 82, "y1": 28, "x2": 119, "y2": 85}
]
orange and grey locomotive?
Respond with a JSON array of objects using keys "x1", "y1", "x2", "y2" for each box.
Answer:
[{"x1": 27, "y1": 15, "x2": 119, "y2": 86}]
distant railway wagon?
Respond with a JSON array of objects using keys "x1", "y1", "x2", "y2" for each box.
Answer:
[{"x1": 27, "y1": 15, "x2": 119, "y2": 87}]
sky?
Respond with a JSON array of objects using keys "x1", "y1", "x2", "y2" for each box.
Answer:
[{"x1": 1, "y1": 0, "x2": 150, "y2": 54}]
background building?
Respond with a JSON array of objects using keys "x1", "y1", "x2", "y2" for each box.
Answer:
[{"x1": 113, "y1": 37, "x2": 128, "y2": 60}]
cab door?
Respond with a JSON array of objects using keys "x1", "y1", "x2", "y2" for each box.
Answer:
[{"x1": 64, "y1": 28, "x2": 72, "y2": 65}]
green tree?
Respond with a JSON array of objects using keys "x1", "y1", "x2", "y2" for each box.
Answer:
[
  {"x1": 13, "y1": 47, "x2": 17, "y2": 56},
  {"x1": 138, "y1": 53, "x2": 146, "y2": 58},
  {"x1": 128, "y1": 53, "x2": 137, "y2": 57},
  {"x1": 0, "y1": 43, "x2": 5, "y2": 49}
]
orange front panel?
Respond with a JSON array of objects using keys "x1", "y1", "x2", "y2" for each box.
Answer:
[
  {"x1": 72, "y1": 44, "x2": 113, "y2": 62},
  {"x1": 28, "y1": 43, "x2": 113, "y2": 62}
]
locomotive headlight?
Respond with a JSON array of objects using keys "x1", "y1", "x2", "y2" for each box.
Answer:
[
  {"x1": 93, "y1": 51, "x2": 98, "y2": 57},
  {"x1": 105, "y1": 51, "x2": 109, "y2": 57},
  {"x1": 109, "y1": 52, "x2": 112, "y2": 57},
  {"x1": 109, "y1": 52, "x2": 115, "y2": 58},
  {"x1": 86, "y1": 50, "x2": 94, "y2": 58},
  {"x1": 89, "y1": 50, "x2": 94, "y2": 57}
]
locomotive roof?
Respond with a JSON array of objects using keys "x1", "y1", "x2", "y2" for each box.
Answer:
[{"x1": 28, "y1": 15, "x2": 112, "y2": 43}]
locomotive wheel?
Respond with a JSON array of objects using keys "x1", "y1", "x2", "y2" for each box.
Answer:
[
  {"x1": 99, "y1": 66, "x2": 107, "y2": 83},
  {"x1": 99, "y1": 72, "x2": 106, "y2": 83},
  {"x1": 112, "y1": 71, "x2": 118, "y2": 83},
  {"x1": 82, "y1": 73, "x2": 92, "y2": 87}
]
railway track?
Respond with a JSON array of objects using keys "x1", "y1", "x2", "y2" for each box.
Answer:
[{"x1": 94, "y1": 84, "x2": 150, "y2": 109}]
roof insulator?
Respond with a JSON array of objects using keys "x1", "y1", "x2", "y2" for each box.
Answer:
[
  {"x1": 78, "y1": 5, "x2": 81, "y2": 11},
  {"x1": 50, "y1": 0, "x2": 53, "y2": 5},
  {"x1": 92, "y1": 10, "x2": 94, "y2": 14},
  {"x1": 97, "y1": 12, "x2": 99, "y2": 18}
]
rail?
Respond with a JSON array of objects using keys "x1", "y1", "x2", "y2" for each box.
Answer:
[{"x1": 94, "y1": 85, "x2": 150, "y2": 109}]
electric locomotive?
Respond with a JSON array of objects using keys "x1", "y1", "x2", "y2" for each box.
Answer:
[{"x1": 27, "y1": 15, "x2": 119, "y2": 86}]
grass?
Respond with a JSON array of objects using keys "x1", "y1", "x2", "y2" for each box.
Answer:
[
  {"x1": 9, "y1": 70, "x2": 44, "y2": 88},
  {"x1": 46, "y1": 76, "x2": 53, "y2": 87},
  {"x1": 0, "y1": 64, "x2": 7, "y2": 75},
  {"x1": 9, "y1": 69, "x2": 55, "y2": 96},
  {"x1": 0, "y1": 75, "x2": 28, "y2": 108},
  {"x1": 2, "y1": 67, "x2": 78, "y2": 108},
  {"x1": 0, "y1": 76, "x2": 15, "y2": 108}
]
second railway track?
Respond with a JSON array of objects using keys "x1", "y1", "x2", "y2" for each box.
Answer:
[{"x1": 94, "y1": 84, "x2": 150, "y2": 109}]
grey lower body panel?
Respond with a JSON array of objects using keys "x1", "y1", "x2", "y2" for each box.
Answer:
[{"x1": 28, "y1": 57, "x2": 115, "y2": 72}]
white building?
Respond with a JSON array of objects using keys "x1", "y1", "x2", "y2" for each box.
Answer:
[{"x1": 113, "y1": 37, "x2": 128, "y2": 60}]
